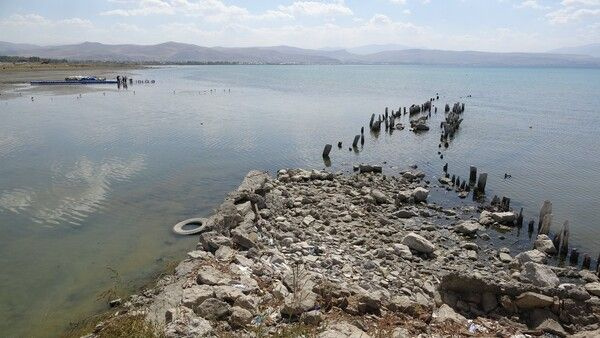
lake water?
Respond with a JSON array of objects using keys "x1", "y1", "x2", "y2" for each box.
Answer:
[{"x1": 1, "y1": 65, "x2": 599, "y2": 337}]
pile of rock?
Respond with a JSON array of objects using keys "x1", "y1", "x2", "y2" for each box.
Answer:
[{"x1": 89, "y1": 169, "x2": 600, "y2": 337}]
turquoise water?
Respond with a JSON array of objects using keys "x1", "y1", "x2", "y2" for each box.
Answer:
[{"x1": 1, "y1": 65, "x2": 599, "y2": 336}]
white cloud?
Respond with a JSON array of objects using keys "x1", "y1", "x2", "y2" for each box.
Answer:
[
  {"x1": 547, "y1": 0, "x2": 600, "y2": 23},
  {"x1": 276, "y1": 1, "x2": 353, "y2": 17},
  {"x1": 100, "y1": 0, "x2": 351, "y2": 21},
  {"x1": 547, "y1": 7, "x2": 600, "y2": 23},
  {"x1": 516, "y1": 0, "x2": 549, "y2": 9},
  {"x1": 0, "y1": 14, "x2": 93, "y2": 28},
  {"x1": 561, "y1": 0, "x2": 600, "y2": 5},
  {"x1": 0, "y1": 14, "x2": 137, "y2": 45}
]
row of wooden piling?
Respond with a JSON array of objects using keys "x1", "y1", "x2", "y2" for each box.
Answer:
[
  {"x1": 435, "y1": 102, "x2": 598, "y2": 274},
  {"x1": 322, "y1": 95, "x2": 442, "y2": 162},
  {"x1": 441, "y1": 163, "x2": 487, "y2": 199},
  {"x1": 450, "y1": 163, "x2": 599, "y2": 273},
  {"x1": 534, "y1": 200, "x2": 598, "y2": 272},
  {"x1": 439, "y1": 102, "x2": 465, "y2": 147}
]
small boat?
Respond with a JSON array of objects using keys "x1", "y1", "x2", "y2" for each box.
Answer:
[{"x1": 30, "y1": 76, "x2": 118, "y2": 85}]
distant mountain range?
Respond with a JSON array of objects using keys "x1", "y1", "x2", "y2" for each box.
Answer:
[
  {"x1": 549, "y1": 43, "x2": 600, "y2": 58},
  {"x1": 1, "y1": 41, "x2": 599, "y2": 67}
]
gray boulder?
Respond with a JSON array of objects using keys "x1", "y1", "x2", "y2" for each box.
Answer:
[
  {"x1": 401, "y1": 232, "x2": 435, "y2": 254},
  {"x1": 454, "y1": 220, "x2": 481, "y2": 235},
  {"x1": 534, "y1": 234, "x2": 557, "y2": 254},
  {"x1": 411, "y1": 187, "x2": 429, "y2": 203},
  {"x1": 515, "y1": 249, "x2": 547, "y2": 265},
  {"x1": 521, "y1": 262, "x2": 559, "y2": 288},
  {"x1": 491, "y1": 211, "x2": 516, "y2": 224},
  {"x1": 197, "y1": 298, "x2": 231, "y2": 320}
]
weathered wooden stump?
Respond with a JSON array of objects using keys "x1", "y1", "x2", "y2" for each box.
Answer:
[
  {"x1": 322, "y1": 144, "x2": 332, "y2": 157},
  {"x1": 501, "y1": 197, "x2": 510, "y2": 212},
  {"x1": 539, "y1": 214, "x2": 552, "y2": 235},
  {"x1": 570, "y1": 249, "x2": 579, "y2": 265},
  {"x1": 338, "y1": 141, "x2": 342, "y2": 148},
  {"x1": 528, "y1": 219, "x2": 535, "y2": 233},
  {"x1": 469, "y1": 166, "x2": 477, "y2": 186},
  {"x1": 517, "y1": 208, "x2": 523, "y2": 227},
  {"x1": 582, "y1": 254, "x2": 591, "y2": 270},
  {"x1": 352, "y1": 135, "x2": 360, "y2": 148},
  {"x1": 491, "y1": 195, "x2": 500, "y2": 206},
  {"x1": 476, "y1": 173, "x2": 488, "y2": 194},
  {"x1": 539, "y1": 201, "x2": 552, "y2": 228},
  {"x1": 369, "y1": 114, "x2": 375, "y2": 128},
  {"x1": 559, "y1": 221, "x2": 569, "y2": 257},
  {"x1": 443, "y1": 163, "x2": 448, "y2": 172}
]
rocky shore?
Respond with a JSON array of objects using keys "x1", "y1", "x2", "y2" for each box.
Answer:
[{"x1": 87, "y1": 168, "x2": 600, "y2": 337}]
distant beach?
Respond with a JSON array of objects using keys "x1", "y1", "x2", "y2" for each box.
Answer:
[{"x1": 0, "y1": 62, "x2": 141, "y2": 99}]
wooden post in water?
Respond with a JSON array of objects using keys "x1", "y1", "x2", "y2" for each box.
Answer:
[
  {"x1": 528, "y1": 219, "x2": 535, "y2": 233},
  {"x1": 501, "y1": 197, "x2": 510, "y2": 211},
  {"x1": 559, "y1": 221, "x2": 569, "y2": 257},
  {"x1": 570, "y1": 248, "x2": 579, "y2": 265},
  {"x1": 322, "y1": 144, "x2": 332, "y2": 157},
  {"x1": 443, "y1": 163, "x2": 448, "y2": 172},
  {"x1": 338, "y1": 141, "x2": 342, "y2": 148},
  {"x1": 517, "y1": 208, "x2": 523, "y2": 227},
  {"x1": 582, "y1": 254, "x2": 591, "y2": 270},
  {"x1": 469, "y1": 166, "x2": 477, "y2": 186},
  {"x1": 539, "y1": 201, "x2": 552, "y2": 228},
  {"x1": 370, "y1": 114, "x2": 375, "y2": 128},
  {"x1": 352, "y1": 135, "x2": 360, "y2": 148},
  {"x1": 539, "y1": 214, "x2": 552, "y2": 235},
  {"x1": 476, "y1": 173, "x2": 488, "y2": 195}
]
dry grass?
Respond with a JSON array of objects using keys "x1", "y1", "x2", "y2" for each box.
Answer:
[
  {"x1": 94, "y1": 314, "x2": 165, "y2": 338},
  {"x1": 63, "y1": 312, "x2": 164, "y2": 338}
]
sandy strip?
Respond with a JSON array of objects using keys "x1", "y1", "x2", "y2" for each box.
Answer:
[{"x1": 0, "y1": 62, "x2": 144, "y2": 99}]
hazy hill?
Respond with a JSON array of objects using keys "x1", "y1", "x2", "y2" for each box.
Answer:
[
  {"x1": 550, "y1": 43, "x2": 600, "y2": 58},
  {"x1": 358, "y1": 49, "x2": 600, "y2": 67},
  {"x1": 346, "y1": 44, "x2": 411, "y2": 55},
  {"x1": 1, "y1": 41, "x2": 599, "y2": 67}
]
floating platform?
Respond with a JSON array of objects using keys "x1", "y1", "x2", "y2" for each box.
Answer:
[{"x1": 30, "y1": 80, "x2": 119, "y2": 85}]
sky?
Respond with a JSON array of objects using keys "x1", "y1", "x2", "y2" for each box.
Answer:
[{"x1": 0, "y1": 0, "x2": 598, "y2": 52}]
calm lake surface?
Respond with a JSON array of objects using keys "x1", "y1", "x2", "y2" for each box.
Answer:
[{"x1": 1, "y1": 65, "x2": 599, "y2": 336}]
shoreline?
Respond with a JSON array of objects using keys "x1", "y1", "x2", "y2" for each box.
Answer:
[
  {"x1": 78, "y1": 168, "x2": 600, "y2": 337},
  {"x1": 0, "y1": 62, "x2": 143, "y2": 99}
]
